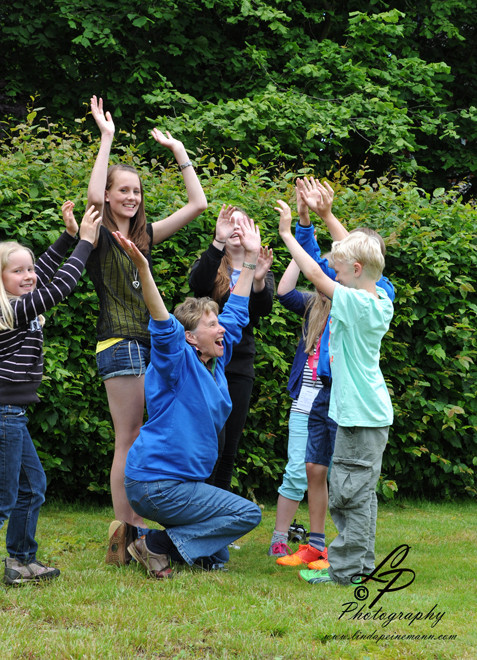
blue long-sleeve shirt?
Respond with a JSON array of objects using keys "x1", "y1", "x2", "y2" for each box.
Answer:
[{"x1": 125, "y1": 293, "x2": 250, "y2": 483}]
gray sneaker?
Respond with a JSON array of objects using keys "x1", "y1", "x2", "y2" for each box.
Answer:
[
  {"x1": 127, "y1": 537, "x2": 172, "y2": 579},
  {"x1": 267, "y1": 541, "x2": 291, "y2": 558},
  {"x1": 3, "y1": 557, "x2": 60, "y2": 586}
]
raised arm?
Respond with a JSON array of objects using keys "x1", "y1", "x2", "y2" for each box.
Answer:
[
  {"x1": 87, "y1": 95, "x2": 115, "y2": 214},
  {"x1": 150, "y1": 130, "x2": 207, "y2": 245},
  {"x1": 10, "y1": 206, "x2": 100, "y2": 327},
  {"x1": 277, "y1": 258, "x2": 301, "y2": 297},
  {"x1": 61, "y1": 200, "x2": 79, "y2": 237},
  {"x1": 112, "y1": 231, "x2": 169, "y2": 321},
  {"x1": 231, "y1": 216, "x2": 261, "y2": 298},
  {"x1": 188, "y1": 204, "x2": 236, "y2": 297},
  {"x1": 298, "y1": 177, "x2": 348, "y2": 242},
  {"x1": 295, "y1": 179, "x2": 312, "y2": 228},
  {"x1": 252, "y1": 246, "x2": 273, "y2": 294},
  {"x1": 276, "y1": 200, "x2": 337, "y2": 300}
]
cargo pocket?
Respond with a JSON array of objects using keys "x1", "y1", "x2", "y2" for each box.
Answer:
[{"x1": 329, "y1": 458, "x2": 373, "y2": 509}]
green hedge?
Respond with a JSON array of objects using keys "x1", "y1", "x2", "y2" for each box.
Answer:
[{"x1": 1, "y1": 116, "x2": 476, "y2": 501}]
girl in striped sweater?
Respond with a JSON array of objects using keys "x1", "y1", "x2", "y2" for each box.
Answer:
[{"x1": 0, "y1": 202, "x2": 100, "y2": 586}]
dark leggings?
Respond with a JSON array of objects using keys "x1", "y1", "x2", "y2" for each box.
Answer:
[{"x1": 207, "y1": 373, "x2": 254, "y2": 491}]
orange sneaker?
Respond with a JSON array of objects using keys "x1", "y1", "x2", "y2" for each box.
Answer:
[
  {"x1": 276, "y1": 544, "x2": 328, "y2": 566},
  {"x1": 307, "y1": 559, "x2": 330, "y2": 570}
]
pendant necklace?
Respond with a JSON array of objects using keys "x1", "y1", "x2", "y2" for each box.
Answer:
[
  {"x1": 130, "y1": 260, "x2": 140, "y2": 289},
  {"x1": 123, "y1": 248, "x2": 141, "y2": 289}
]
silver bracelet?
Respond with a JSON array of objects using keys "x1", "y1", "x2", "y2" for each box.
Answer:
[
  {"x1": 242, "y1": 261, "x2": 256, "y2": 270},
  {"x1": 179, "y1": 160, "x2": 192, "y2": 170}
]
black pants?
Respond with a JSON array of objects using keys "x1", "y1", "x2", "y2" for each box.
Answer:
[{"x1": 207, "y1": 373, "x2": 254, "y2": 490}]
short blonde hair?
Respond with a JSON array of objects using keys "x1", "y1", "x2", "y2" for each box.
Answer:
[
  {"x1": 330, "y1": 231, "x2": 385, "y2": 282},
  {"x1": 174, "y1": 297, "x2": 219, "y2": 332},
  {"x1": 0, "y1": 241, "x2": 36, "y2": 330},
  {"x1": 350, "y1": 226, "x2": 386, "y2": 256}
]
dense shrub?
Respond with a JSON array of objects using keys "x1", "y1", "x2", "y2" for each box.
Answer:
[{"x1": 0, "y1": 115, "x2": 476, "y2": 500}]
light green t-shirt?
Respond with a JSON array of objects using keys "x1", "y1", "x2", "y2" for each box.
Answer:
[{"x1": 329, "y1": 284, "x2": 394, "y2": 427}]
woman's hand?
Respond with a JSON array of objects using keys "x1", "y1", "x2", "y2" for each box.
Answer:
[
  {"x1": 254, "y1": 246, "x2": 273, "y2": 281},
  {"x1": 113, "y1": 232, "x2": 168, "y2": 320},
  {"x1": 112, "y1": 231, "x2": 149, "y2": 272},
  {"x1": 215, "y1": 204, "x2": 237, "y2": 243},
  {"x1": 90, "y1": 95, "x2": 115, "y2": 138},
  {"x1": 62, "y1": 200, "x2": 79, "y2": 237},
  {"x1": 150, "y1": 129, "x2": 184, "y2": 154},
  {"x1": 299, "y1": 177, "x2": 334, "y2": 218},
  {"x1": 236, "y1": 215, "x2": 261, "y2": 262},
  {"x1": 275, "y1": 200, "x2": 293, "y2": 238}
]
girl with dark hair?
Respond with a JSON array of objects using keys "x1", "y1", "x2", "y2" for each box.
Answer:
[
  {"x1": 188, "y1": 204, "x2": 274, "y2": 491},
  {"x1": 86, "y1": 96, "x2": 207, "y2": 564}
]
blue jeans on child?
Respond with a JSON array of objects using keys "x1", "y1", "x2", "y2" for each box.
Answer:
[
  {"x1": 96, "y1": 339, "x2": 150, "y2": 380},
  {"x1": 0, "y1": 405, "x2": 47, "y2": 563},
  {"x1": 306, "y1": 384, "x2": 337, "y2": 467},
  {"x1": 125, "y1": 477, "x2": 262, "y2": 565}
]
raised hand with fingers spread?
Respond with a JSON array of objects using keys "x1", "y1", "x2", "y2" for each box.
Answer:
[
  {"x1": 85, "y1": 93, "x2": 208, "y2": 563},
  {"x1": 188, "y1": 204, "x2": 275, "y2": 491}
]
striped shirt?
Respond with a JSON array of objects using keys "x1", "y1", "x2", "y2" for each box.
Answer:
[
  {"x1": 291, "y1": 358, "x2": 323, "y2": 415},
  {"x1": 0, "y1": 232, "x2": 93, "y2": 405}
]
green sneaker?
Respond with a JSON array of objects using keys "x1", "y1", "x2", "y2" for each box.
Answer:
[{"x1": 299, "y1": 568, "x2": 333, "y2": 584}]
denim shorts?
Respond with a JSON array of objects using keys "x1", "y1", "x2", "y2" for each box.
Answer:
[
  {"x1": 305, "y1": 385, "x2": 338, "y2": 466},
  {"x1": 96, "y1": 339, "x2": 150, "y2": 381}
]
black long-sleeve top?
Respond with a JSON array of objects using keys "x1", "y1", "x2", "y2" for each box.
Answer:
[
  {"x1": 0, "y1": 232, "x2": 94, "y2": 405},
  {"x1": 188, "y1": 243, "x2": 275, "y2": 378}
]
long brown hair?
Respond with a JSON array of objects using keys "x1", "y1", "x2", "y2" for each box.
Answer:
[
  {"x1": 212, "y1": 251, "x2": 233, "y2": 301},
  {"x1": 103, "y1": 164, "x2": 150, "y2": 252}
]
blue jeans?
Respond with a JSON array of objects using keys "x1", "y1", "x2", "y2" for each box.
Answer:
[
  {"x1": 125, "y1": 478, "x2": 262, "y2": 565},
  {"x1": 96, "y1": 339, "x2": 150, "y2": 380},
  {"x1": 306, "y1": 385, "x2": 337, "y2": 467},
  {"x1": 0, "y1": 405, "x2": 47, "y2": 562}
]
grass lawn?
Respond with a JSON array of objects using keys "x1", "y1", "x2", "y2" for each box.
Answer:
[{"x1": 0, "y1": 498, "x2": 476, "y2": 659}]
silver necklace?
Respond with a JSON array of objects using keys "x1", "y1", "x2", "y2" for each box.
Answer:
[{"x1": 122, "y1": 249, "x2": 141, "y2": 289}]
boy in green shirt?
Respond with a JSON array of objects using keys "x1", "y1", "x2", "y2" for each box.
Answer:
[{"x1": 276, "y1": 199, "x2": 393, "y2": 586}]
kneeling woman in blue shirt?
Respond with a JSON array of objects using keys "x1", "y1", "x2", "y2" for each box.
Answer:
[{"x1": 112, "y1": 211, "x2": 262, "y2": 578}]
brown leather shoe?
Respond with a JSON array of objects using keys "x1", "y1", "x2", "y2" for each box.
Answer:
[
  {"x1": 127, "y1": 536, "x2": 173, "y2": 579},
  {"x1": 106, "y1": 520, "x2": 135, "y2": 566}
]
